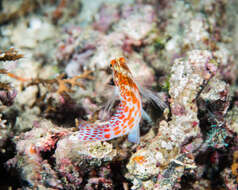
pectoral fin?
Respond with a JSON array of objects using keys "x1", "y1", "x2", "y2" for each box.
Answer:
[
  {"x1": 102, "y1": 87, "x2": 119, "y2": 119},
  {"x1": 142, "y1": 109, "x2": 152, "y2": 124},
  {"x1": 136, "y1": 82, "x2": 167, "y2": 110},
  {"x1": 128, "y1": 124, "x2": 140, "y2": 144}
]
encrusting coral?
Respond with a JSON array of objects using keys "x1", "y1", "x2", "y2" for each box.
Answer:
[
  {"x1": 55, "y1": 135, "x2": 116, "y2": 188},
  {"x1": 126, "y1": 50, "x2": 218, "y2": 189},
  {"x1": 6, "y1": 120, "x2": 69, "y2": 189}
]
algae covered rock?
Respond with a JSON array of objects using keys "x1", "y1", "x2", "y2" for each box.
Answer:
[
  {"x1": 54, "y1": 133, "x2": 117, "y2": 188},
  {"x1": 126, "y1": 50, "x2": 218, "y2": 189}
]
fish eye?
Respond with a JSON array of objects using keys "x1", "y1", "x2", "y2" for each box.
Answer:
[{"x1": 110, "y1": 59, "x2": 116, "y2": 68}]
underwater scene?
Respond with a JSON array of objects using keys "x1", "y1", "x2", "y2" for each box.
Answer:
[{"x1": 0, "y1": 0, "x2": 238, "y2": 189}]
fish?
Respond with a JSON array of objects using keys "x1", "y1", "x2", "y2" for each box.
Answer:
[{"x1": 78, "y1": 57, "x2": 165, "y2": 143}]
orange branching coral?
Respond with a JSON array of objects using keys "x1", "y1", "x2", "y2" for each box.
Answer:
[
  {"x1": 0, "y1": 48, "x2": 93, "y2": 114},
  {"x1": 24, "y1": 70, "x2": 93, "y2": 115},
  {"x1": 0, "y1": 48, "x2": 23, "y2": 61},
  {"x1": 231, "y1": 150, "x2": 238, "y2": 183},
  {"x1": 0, "y1": 48, "x2": 93, "y2": 96},
  {"x1": 0, "y1": 61, "x2": 93, "y2": 112},
  {"x1": 25, "y1": 70, "x2": 93, "y2": 96}
]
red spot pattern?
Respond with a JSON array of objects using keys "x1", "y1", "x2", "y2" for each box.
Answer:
[{"x1": 78, "y1": 57, "x2": 142, "y2": 142}]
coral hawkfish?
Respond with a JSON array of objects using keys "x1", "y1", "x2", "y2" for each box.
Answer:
[{"x1": 78, "y1": 57, "x2": 165, "y2": 143}]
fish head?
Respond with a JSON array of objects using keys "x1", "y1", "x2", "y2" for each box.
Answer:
[
  {"x1": 110, "y1": 57, "x2": 133, "y2": 87},
  {"x1": 110, "y1": 57, "x2": 139, "y2": 100}
]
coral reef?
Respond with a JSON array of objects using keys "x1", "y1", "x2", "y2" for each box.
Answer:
[
  {"x1": 126, "y1": 50, "x2": 218, "y2": 189},
  {"x1": 55, "y1": 135, "x2": 116, "y2": 189},
  {"x1": 0, "y1": 0, "x2": 238, "y2": 189},
  {"x1": 6, "y1": 120, "x2": 69, "y2": 189}
]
